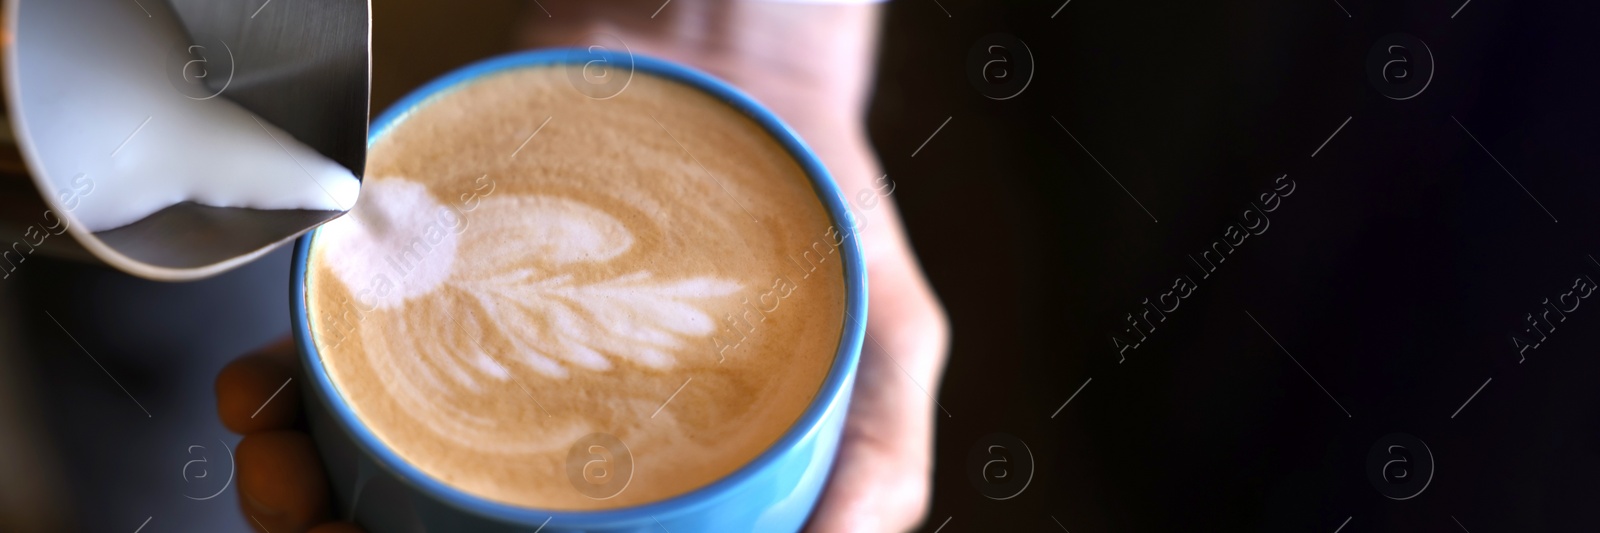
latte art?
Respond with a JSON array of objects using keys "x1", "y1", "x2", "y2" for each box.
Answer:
[
  {"x1": 321, "y1": 179, "x2": 742, "y2": 378},
  {"x1": 306, "y1": 67, "x2": 845, "y2": 510}
]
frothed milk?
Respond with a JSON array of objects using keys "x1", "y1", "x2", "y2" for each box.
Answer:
[
  {"x1": 305, "y1": 66, "x2": 846, "y2": 510},
  {"x1": 13, "y1": 0, "x2": 359, "y2": 231}
]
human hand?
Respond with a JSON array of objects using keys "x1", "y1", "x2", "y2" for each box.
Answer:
[
  {"x1": 218, "y1": 2, "x2": 949, "y2": 532},
  {"x1": 215, "y1": 338, "x2": 358, "y2": 533}
]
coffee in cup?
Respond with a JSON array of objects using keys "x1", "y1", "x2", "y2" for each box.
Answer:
[{"x1": 303, "y1": 61, "x2": 850, "y2": 512}]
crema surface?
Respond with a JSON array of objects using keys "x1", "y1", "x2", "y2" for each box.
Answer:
[{"x1": 306, "y1": 66, "x2": 846, "y2": 510}]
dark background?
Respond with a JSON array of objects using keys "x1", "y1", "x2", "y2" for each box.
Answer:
[
  {"x1": 884, "y1": 0, "x2": 1600, "y2": 531},
  {"x1": 7, "y1": 0, "x2": 1600, "y2": 531}
]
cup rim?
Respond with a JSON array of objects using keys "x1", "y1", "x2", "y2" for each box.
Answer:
[{"x1": 290, "y1": 48, "x2": 868, "y2": 525}]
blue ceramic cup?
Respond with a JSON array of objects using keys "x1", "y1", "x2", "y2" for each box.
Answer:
[{"x1": 289, "y1": 49, "x2": 868, "y2": 532}]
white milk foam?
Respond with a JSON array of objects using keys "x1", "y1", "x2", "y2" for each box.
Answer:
[
  {"x1": 13, "y1": 0, "x2": 359, "y2": 232},
  {"x1": 317, "y1": 178, "x2": 741, "y2": 379}
]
